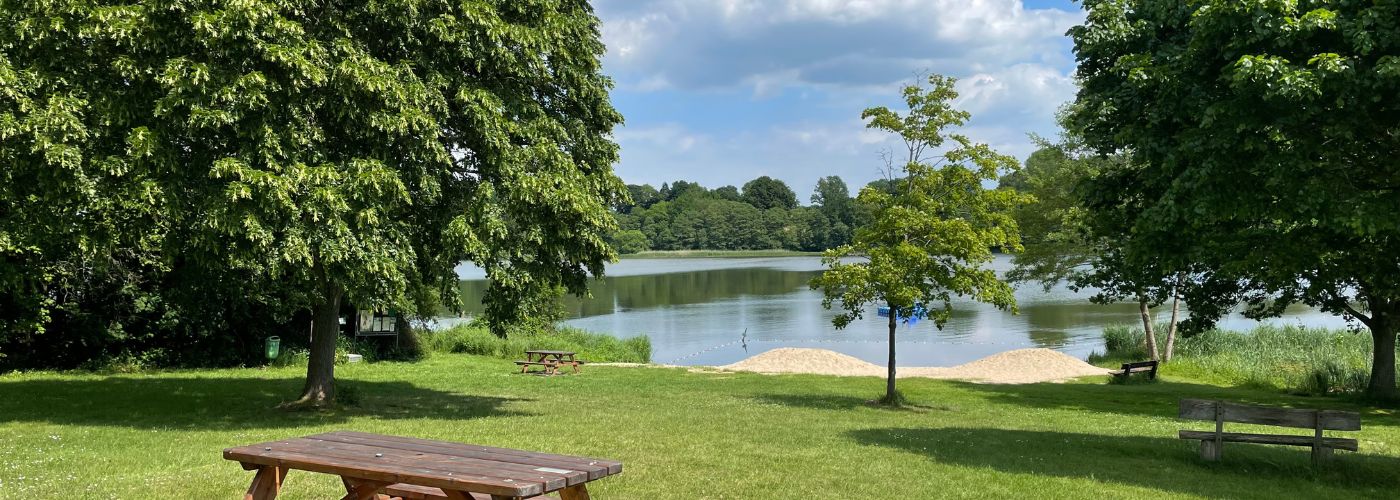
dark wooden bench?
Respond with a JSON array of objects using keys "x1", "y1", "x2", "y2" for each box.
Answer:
[
  {"x1": 1178, "y1": 399, "x2": 1361, "y2": 465},
  {"x1": 1109, "y1": 360, "x2": 1158, "y2": 380}
]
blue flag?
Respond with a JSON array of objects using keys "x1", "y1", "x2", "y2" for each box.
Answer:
[{"x1": 876, "y1": 304, "x2": 925, "y2": 326}]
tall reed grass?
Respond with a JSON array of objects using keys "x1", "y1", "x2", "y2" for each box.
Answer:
[
  {"x1": 1093, "y1": 324, "x2": 1379, "y2": 395},
  {"x1": 419, "y1": 323, "x2": 652, "y2": 363}
]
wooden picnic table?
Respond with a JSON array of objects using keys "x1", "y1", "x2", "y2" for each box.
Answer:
[
  {"x1": 515, "y1": 350, "x2": 583, "y2": 375},
  {"x1": 224, "y1": 431, "x2": 621, "y2": 500}
]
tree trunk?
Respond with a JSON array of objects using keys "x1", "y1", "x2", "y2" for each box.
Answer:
[
  {"x1": 1138, "y1": 295, "x2": 1159, "y2": 360},
  {"x1": 296, "y1": 284, "x2": 343, "y2": 406},
  {"x1": 1165, "y1": 278, "x2": 1182, "y2": 363},
  {"x1": 885, "y1": 304, "x2": 898, "y2": 402},
  {"x1": 1366, "y1": 310, "x2": 1396, "y2": 400}
]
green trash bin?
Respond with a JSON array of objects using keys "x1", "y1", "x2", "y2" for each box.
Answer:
[{"x1": 264, "y1": 336, "x2": 281, "y2": 361}]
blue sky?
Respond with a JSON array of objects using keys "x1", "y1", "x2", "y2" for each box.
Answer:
[{"x1": 593, "y1": 0, "x2": 1084, "y2": 201}]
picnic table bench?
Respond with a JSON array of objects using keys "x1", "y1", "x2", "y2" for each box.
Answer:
[
  {"x1": 515, "y1": 350, "x2": 583, "y2": 376},
  {"x1": 224, "y1": 431, "x2": 621, "y2": 499},
  {"x1": 1109, "y1": 360, "x2": 1158, "y2": 381},
  {"x1": 1178, "y1": 399, "x2": 1361, "y2": 465}
]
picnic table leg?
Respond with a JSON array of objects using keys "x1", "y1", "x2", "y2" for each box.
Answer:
[
  {"x1": 243, "y1": 465, "x2": 287, "y2": 500},
  {"x1": 557, "y1": 484, "x2": 591, "y2": 500},
  {"x1": 340, "y1": 477, "x2": 393, "y2": 500}
]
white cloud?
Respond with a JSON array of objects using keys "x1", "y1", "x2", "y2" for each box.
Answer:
[
  {"x1": 614, "y1": 123, "x2": 707, "y2": 153},
  {"x1": 597, "y1": 0, "x2": 1082, "y2": 93},
  {"x1": 595, "y1": 0, "x2": 1084, "y2": 197},
  {"x1": 956, "y1": 63, "x2": 1075, "y2": 127}
]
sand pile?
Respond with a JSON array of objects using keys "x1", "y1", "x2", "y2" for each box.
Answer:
[
  {"x1": 721, "y1": 348, "x2": 885, "y2": 376},
  {"x1": 719, "y1": 347, "x2": 1110, "y2": 384}
]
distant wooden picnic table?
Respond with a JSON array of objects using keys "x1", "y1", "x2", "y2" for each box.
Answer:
[
  {"x1": 515, "y1": 350, "x2": 583, "y2": 375},
  {"x1": 224, "y1": 431, "x2": 621, "y2": 499}
]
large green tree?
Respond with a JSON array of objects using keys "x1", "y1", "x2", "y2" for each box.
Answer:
[
  {"x1": 811, "y1": 175, "x2": 854, "y2": 247},
  {"x1": 712, "y1": 185, "x2": 742, "y2": 202},
  {"x1": 1000, "y1": 141, "x2": 1099, "y2": 292},
  {"x1": 811, "y1": 75, "x2": 1029, "y2": 404},
  {"x1": 0, "y1": 0, "x2": 625, "y2": 405},
  {"x1": 741, "y1": 176, "x2": 799, "y2": 210},
  {"x1": 1002, "y1": 134, "x2": 1185, "y2": 361},
  {"x1": 1070, "y1": 0, "x2": 1400, "y2": 396},
  {"x1": 617, "y1": 184, "x2": 660, "y2": 213}
]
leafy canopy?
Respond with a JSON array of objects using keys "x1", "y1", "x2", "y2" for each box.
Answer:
[
  {"x1": 813, "y1": 75, "x2": 1030, "y2": 327},
  {"x1": 0, "y1": 1, "x2": 624, "y2": 357},
  {"x1": 1069, "y1": 0, "x2": 1400, "y2": 395},
  {"x1": 741, "y1": 176, "x2": 799, "y2": 210},
  {"x1": 1001, "y1": 136, "x2": 1104, "y2": 293}
]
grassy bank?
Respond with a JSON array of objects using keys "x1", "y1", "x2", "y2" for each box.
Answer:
[
  {"x1": 418, "y1": 324, "x2": 651, "y2": 363},
  {"x1": 3, "y1": 355, "x2": 1400, "y2": 498},
  {"x1": 620, "y1": 249, "x2": 822, "y2": 259},
  {"x1": 1091, "y1": 324, "x2": 1384, "y2": 395}
]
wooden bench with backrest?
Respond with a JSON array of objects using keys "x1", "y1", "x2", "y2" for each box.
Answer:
[
  {"x1": 1178, "y1": 398, "x2": 1360, "y2": 465},
  {"x1": 1109, "y1": 360, "x2": 1158, "y2": 380}
]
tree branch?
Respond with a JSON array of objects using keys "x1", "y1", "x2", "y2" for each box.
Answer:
[{"x1": 1340, "y1": 301, "x2": 1372, "y2": 328}]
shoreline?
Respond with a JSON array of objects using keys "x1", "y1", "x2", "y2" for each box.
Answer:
[{"x1": 619, "y1": 249, "x2": 823, "y2": 259}]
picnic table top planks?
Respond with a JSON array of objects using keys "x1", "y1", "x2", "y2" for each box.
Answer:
[
  {"x1": 223, "y1": 431, "x2": 621, "y2": 498},
  {"x1": 525, "y1": 349, "x2": 578, "y2": 357}
]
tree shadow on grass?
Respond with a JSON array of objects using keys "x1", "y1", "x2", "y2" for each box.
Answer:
[
  {"x1": 0, "y1": 375, "x2": 533, "y2": 430},
  {"x1": 940, "y1": 379, "x2": 1400, "y2": 428},
  {"x1": 751, "y1": 393, "x2": 956, "y2": 413},
  {"x1": 848, "y1": 427, "x2": 1400, "y2": 496}
]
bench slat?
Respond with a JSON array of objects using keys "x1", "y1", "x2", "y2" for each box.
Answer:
[
  {"x1": 1110, "y1": 360, "x2": 1158, "y2": 379},
  {"x1": 313, "y1": 433, "x2": 594, "y2": 485},
  {"x1": 1178, "y1": 430, "x2": 1358, "y2": 451},
  {"x1": 223, "y1": 444, "x2": 541, "y2": 497},
  {"x1": 326, "y1": 431, "x2": 623, "y2": 476},
  {"x1": 1179, "y1": 399, "x2": 1361, "y2": 430},
  {"x1": 384, "y1": 483, "x2": 563, "y2": 500},
  {"x1": 1111, "y1": 367, "x2": 1155, "y2": 375}
]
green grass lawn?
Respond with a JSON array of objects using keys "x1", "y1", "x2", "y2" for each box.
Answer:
[{"x1": 3, "y1": 356, "x2": 1400, "y2": 499}]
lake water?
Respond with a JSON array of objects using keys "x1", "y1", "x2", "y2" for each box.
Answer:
[{"x1": 452, "y1": 256, "x2": 1349, "y2": 367}]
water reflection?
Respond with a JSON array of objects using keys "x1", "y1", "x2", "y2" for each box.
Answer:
[
  {"x1": 457, "y1": 268, "x2": 821, "y2": 318},
  {"x1": 452, "y1": 256, "x2": 1350, "y2": 367}
]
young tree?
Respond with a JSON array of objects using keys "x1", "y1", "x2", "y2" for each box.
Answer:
[
  {"x1": 1071, "y1": 0, "x2": 1400, "y2": 396},
  {"x1": 0, "y1": 1, "x2": 625, "y2": 406},
  {"x1": 811, "y1": 75, "x2": 1029, "y2": 404}
]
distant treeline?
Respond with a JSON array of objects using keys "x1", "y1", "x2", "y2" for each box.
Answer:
[{"x1": 608, "y1": 176, "x2": 881, "y2": 253}]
